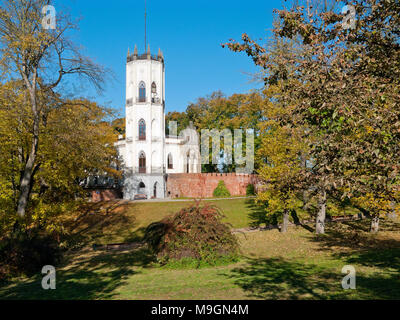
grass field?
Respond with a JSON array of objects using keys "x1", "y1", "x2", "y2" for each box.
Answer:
[{"x1": 1, "y1": 199, "x2": 399, "y2": 300}]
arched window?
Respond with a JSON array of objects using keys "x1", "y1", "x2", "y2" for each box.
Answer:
[
  {"x1": 153, "y1": 182, "x2": 158, "y2": 198},
  {"x1": 186, "y1": 152, "x2": 190, "y2": 173},
  {"x1": 139, "y1": 119, "x2": 146, "y2": 140},
  {"x1": 139, "y1": 81, "x2": 146, "y2": 102},
  {"x1": 168, "y1": 153, "x2": 173, "y2": 169},
  {"x1": 139, "y1": 151, "x2": 146, "y2": 173},
  {"x1": 151, "y1": 82, "x2": 158, "y2": 103}
]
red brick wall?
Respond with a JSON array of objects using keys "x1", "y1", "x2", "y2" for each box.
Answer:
[
  {"x1": 90, "y1": 189, "x2": 122, "y2": 202},
  {"x1": 166, "y1": 173, "x2": 259, "y2": 198}
]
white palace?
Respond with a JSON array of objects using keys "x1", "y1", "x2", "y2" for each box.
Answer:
[{"x1": 115, "y1": 45, "x2": 201, "y2": 199}]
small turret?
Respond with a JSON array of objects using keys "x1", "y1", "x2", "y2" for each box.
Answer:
[
  {"x1": 147, "y1": 44, "x2": 151, "y2": 59},
  {"x1": 134, "y1": 44, "x2": 138, "y2": 56}
]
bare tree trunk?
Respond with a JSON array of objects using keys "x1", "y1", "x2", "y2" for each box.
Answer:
[
  {"x1": 281, "y1": 209, "x2": 289, "y2": 233},
  {"x1": 370, "y1": 215, "x2": 379, "y2": 233},
  {"x1": 300, "y1": 153, "x2": 308, "y2": 212},
  {"x1": 16, "y1": 76, "x2": 39, "y2": 218},
  {"x1": 316, "y1": 187, "x2": 326, "y2": 234},
  {"x1": 16, "y1": 133, "x2": 38, "y2": 217}
]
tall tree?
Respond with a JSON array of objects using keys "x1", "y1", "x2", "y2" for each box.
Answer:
[
  {"x1": 0, "y1": 81, "x2": 117, "y2": 232},
  {"x1": 257, "y1": 84, "x2": 308, "y2": 232},
  {"x1": 0, "y1": 0, "x2": 107, "y2": 217},
  {"x1": 224, "y1": 0, "x2": 400, "y2": 233}
]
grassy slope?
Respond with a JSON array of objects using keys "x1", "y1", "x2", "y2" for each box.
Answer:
[
  {"x1": 1, "y1": 219, "x2": 399, "y2": 300},
  {"x1": 56, "y1": 198, "x2": 360, "y2": 246},
  {"x1": 1, "y1": 199, "x2": 399, "y2": 300},
  {"x1": 58, "y1": 199, "x2": 257, "y2": 245}
]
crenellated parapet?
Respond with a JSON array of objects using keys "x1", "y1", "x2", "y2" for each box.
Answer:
[{"x1": 127, "y1": 44, "x2": 164, "y2": 63}]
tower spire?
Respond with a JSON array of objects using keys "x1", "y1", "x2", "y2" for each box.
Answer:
[{"x1": 144, "y1": 0, "x2": 147, "y2": 52}]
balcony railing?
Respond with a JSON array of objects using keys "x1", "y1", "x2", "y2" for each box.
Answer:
[
  {"x1": 136, "y1": 97, "x2": 146, "y2": 103},
  {"x1": 126, "y1": 98, "x2": 133, "y2": 106},
  {"x1": 133, "y1": 167, "x2": 165, "y2": 174},
  {"x1": 151, "y1": 166, "x2": 165, "y2": 174},
  {"x1": 133, "y1": 167, "x2": 147, "y2": 174}
]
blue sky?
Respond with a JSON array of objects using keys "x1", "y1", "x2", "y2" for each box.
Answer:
[{"x1": 55, "y1": 0, "x2": 285, "y2": 117}]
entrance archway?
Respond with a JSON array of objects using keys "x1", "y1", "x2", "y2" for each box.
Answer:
[{"x1": 138, "y1": 181, "x2": 146, "y2": 194}]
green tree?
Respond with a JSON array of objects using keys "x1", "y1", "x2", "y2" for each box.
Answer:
[
  {"x1": 224, "y1": 0, "x2": 400, "y2": 233},
  {"x1": 166, "y1": 91, "x2": 264, "y2": 173}
]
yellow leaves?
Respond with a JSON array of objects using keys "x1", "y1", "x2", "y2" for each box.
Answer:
[
  {"x1": 365, "y1": 125, "x2": 374, "y2": 134},
  {"x1": 352, "y1": 193, "x2": 392, "y2": 217},
  {"x1": 0, "y1": 81, "x2": 118, "y2": 212},
  {"x1": 257, "y1": 188, "x2": 301, "y2": 217}
]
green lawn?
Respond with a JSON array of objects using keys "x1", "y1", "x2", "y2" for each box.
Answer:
[{"x1": 1, "y1": 200, "x2": 399, "y2": 300}]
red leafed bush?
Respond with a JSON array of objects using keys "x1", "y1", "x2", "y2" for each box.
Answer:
[{"x1": 144, "y1": 201, "x2": 239, "y2": 264}]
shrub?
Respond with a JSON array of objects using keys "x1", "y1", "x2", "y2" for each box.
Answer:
[
  {"x1": 0, "y1": 227, "x2": 62, "y2": 280},
  {"x1": 144, "y1": 201, "x2": 239, "y2": 267},
  {"x1": 246, "y1": 184, "x2": 256, "y2": 196},
  {"x1": 213, "y1": 180, "x2": 231, "y2": 198}
]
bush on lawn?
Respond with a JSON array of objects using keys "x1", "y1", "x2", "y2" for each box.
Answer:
[
  {"x1": 246, "y1": 184, "x2": 256, "y2": 196},
  {"x1": 144, "y1": 201, "x2": 239, "y2": 266},
  {"x1": 213, "y1": 180, "x2": 231, "y2": 198}
]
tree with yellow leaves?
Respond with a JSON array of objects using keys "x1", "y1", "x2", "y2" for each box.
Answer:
[
  {"x1": 0, "y1": 0, "x2": 108, "y2": 218},
  {"x1": 0, "y1": 80, "x2": 117, "y2": 234},
  {"x1": 257, "y1": 84, "x2": 308, "y2": 232}
]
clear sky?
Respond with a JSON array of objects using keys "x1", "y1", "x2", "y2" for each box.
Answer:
[{"x1": 54, "y1": 0, "x2": 285, "y2": 117}]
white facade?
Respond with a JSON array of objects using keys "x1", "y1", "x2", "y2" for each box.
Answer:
[{"x1": 115, "y1": 45, "x2": 200, "y2": 199}]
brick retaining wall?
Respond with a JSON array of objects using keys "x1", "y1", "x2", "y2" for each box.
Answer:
[
  {"x1": 166, "y1": 173, "x2": 259, "y2": 198},
  {"x1": 90, "y1": 189, "x2": 122, "y2": 202}
]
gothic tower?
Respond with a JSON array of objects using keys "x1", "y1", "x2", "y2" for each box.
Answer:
[{"x1": 122, "y1": 45, "x2": 166, "y2": 199}]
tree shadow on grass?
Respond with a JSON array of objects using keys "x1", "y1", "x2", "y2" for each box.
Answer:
[
  {"x1": 303, "y1": 220, "x2": 400, "y2": 299},
  {"x1": 0, "y1": 246, "x2": 156, "y2": 300},
  {"x1": 226, "y1": 257, "x2": 342, "y2": 299},
  {"x1": 311, "y1": 220, "x2": 400, "y2": 254},
  {"x1": 225, "y1": 256, "x2": 400, "y2": 299},
  {"x1": 245, "y1": 199, "x2": 268, "y2": 228},
  {"x1": 245, "y1": 199, "x2": 280, "y2": 229},
  {"x1": 62, "y1": 200, "x2": 142, "y2": 248}
]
